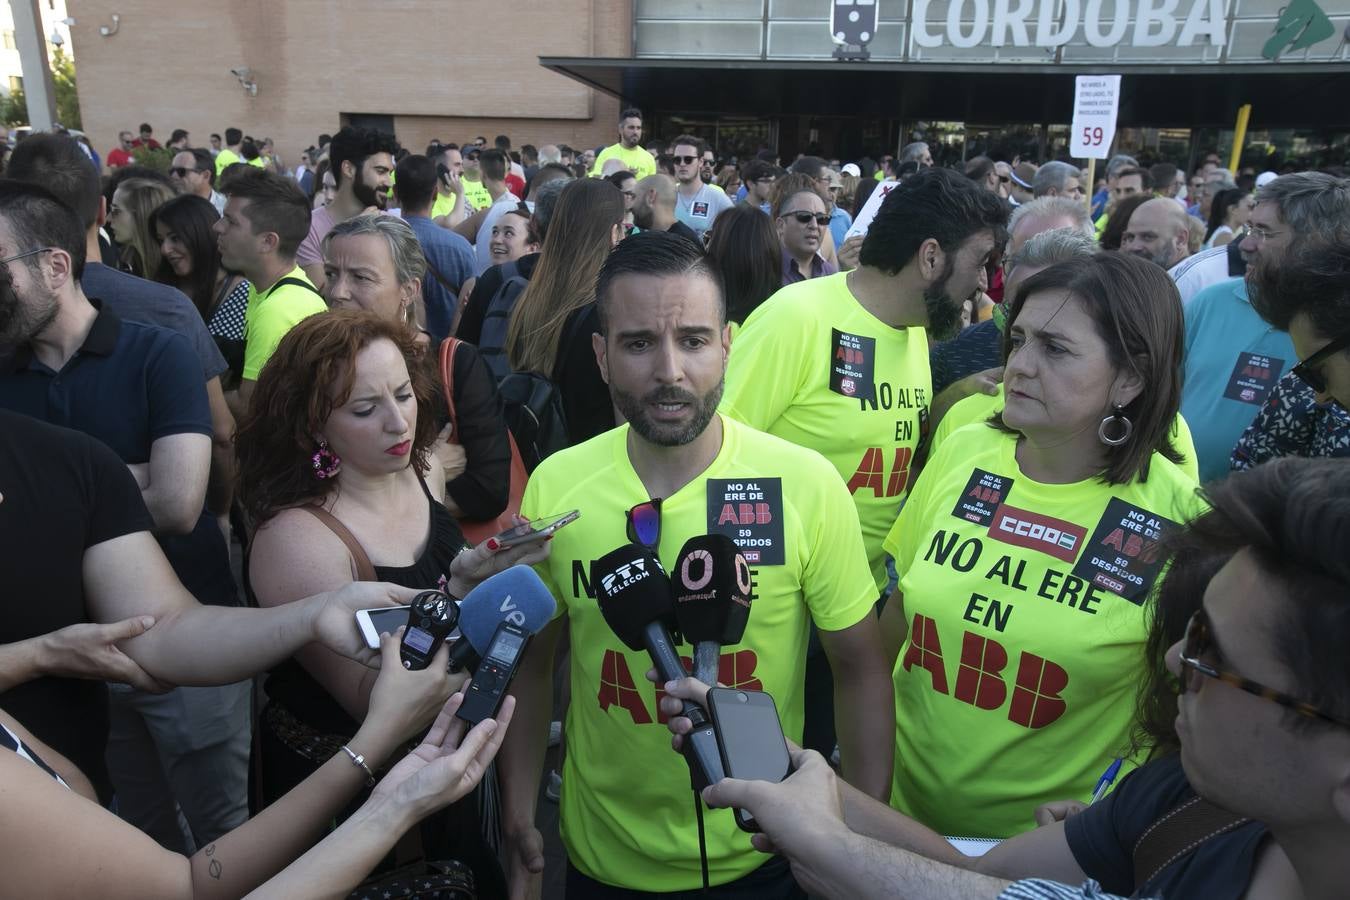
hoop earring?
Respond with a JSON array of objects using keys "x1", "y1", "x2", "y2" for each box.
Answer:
[
  {"x1": 1098, "y1": 403, "x2": 1133, "y2": 447},
  {"x1": 312, "y1": 439, "x2": 342, "y2": 480}
]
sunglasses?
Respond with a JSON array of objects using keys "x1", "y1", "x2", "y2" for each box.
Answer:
[
  {"x1": 781, "y1": 211, "x2": 830, "y2": 226},
  {"x1": 1291, "y1": 334, "x2": 1350, "y2": 394},
  {"x1": 673, "y1": 155, "x2": 699, "y2": 165},
  {"x1": 465, "y1": 150, "x2": 481, "y2": 160},
  {"x1": 169, "y1": 167, "x2": 199, "y2": 177},
  {"x1": 626, "y1": 498, "x2": 663, "y2": 550},
  {"x1": 1179, "y1": 609, "x2": 1350, "y2": 728}
]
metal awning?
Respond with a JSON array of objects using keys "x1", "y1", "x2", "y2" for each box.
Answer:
[{"x1": 540, "y1": 56, "x2": 1350, "y2": 128}]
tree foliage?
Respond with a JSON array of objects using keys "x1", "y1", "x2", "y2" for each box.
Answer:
[{"x1": 1, "y1": 47, "x2": 82, "y2": 129}]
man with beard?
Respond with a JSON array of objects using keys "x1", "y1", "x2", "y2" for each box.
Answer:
[
  {"x1": 499, "y1": 231, "x2": 893, "y2": 898},
  {"x1": 672, "y1": 134, "x2": 733, "y2": 239},
  {"x1": 296, "y1": 126, "x2": 397, "y2": 290},
  {"x1": 1179, "y1": 172, "x2": 1350, "y2": 482},
  {"x1": 631, "y1": 174, "x2": 700, "y2": 244},
  {"x1": 1121, "y1": 198, "x2": 1191, "y2": 270},
  {"x1": 590, "y1": 107, "x2": 657, "y2": 181},
  {"x1": 720, "y1": 168, "x2": 1006, "y2": 758}
]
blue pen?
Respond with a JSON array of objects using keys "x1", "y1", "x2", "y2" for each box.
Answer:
[{"x1": 1089, "y1": 758, "x2": 1123, "y2": 804}]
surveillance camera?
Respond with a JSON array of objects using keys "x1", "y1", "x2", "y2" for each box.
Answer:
[{"x1": 231, "y1": 67, "x2": 251, "y2": 79}]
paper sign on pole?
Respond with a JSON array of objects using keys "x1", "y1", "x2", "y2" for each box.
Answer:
[
  {"x1": 844, "y1": 180, "x2": 899, "y2": 240},
  {"x1": 1069, "y1": 75, "x2": 1121, "y2": 159}
]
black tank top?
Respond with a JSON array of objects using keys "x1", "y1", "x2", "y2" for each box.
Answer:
[{"x1": 260, "y1": 479, "x2": 467, "y2": 735}]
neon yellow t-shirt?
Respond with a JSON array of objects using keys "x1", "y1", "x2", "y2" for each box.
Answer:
[
  {"x1": 214, "y1": 148, "x2": 240, "y2": 176},
  {"x1": 431, "y1": 191, "x2": 456, "y2": 220},
  {"x1": 931, "y1": 385, "x2": 1201, "y2": 482},
  {"x1": 722, "y1": 271, "x2": 931, "y2": 592},
  {"x1": 590, "y1": 143, "x2": 657, "y2": 180},
  {"x1": 461, "y1": 178, "x2": 492, "y2": 212},
  {"x1": 881, "y1": 424, "x2": 1204, "y2": 838},
  {"x1": 521, "y1": 416, "x2": 876, "y2": 891},
  {"x1": 242, "y1": 267, "x2": 327, "y2": 380}
]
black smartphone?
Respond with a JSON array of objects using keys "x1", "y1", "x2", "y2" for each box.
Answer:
[{"x1": 706, "y1": 688, "x2": 793, "y2": 832}]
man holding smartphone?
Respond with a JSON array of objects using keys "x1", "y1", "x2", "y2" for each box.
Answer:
[{"x1": 499, "y1": 232, "x2": 894, "y2": 897}]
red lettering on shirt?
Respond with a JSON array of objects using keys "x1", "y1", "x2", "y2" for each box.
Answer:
[
  {"x1": 902, "y1": 613, "x2": 949, "y2": 693},
  {"x1": 598, "y1": 649, "x2": 653, "y2": 724},
  {"x1": 954, "y1": 632, "x2": 1009, "y2": 710},
  {"x1": 716, "y1": 503, "x2": 775, "y2": 526},
  {"x1": 1008, "y1": 652, "x2": 1069, "y2": 728},
  {"x1": 847, "y1": 447, "x2": 911, "y2": 498}
]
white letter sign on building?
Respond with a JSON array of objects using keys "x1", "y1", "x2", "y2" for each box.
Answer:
[
  {"x1": 1070, "y1": 74, "x2": 1121, "y2": 159},
  {"x1": 909, "y1": 0, "x2": 1227, "y2": 49}
]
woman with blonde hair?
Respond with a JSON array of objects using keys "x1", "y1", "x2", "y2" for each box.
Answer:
[
  {"x1": 107, "y1": 177, "x2": 176, "y2": 277},
  {"x1": 505, "y1": 177, "x2": 625, "y2": 445}
]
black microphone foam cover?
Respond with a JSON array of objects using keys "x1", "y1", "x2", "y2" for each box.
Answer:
[
  {"x1": 592, "y1": 544, "x2": 674, "y2": 653},
  {"x1": 672, "y1": 534, "x2": 753, "y2": 646}
]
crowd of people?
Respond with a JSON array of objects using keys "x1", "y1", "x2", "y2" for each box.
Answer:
[{"x1": 0, "y1": 104, "x2": 1347, "y2": 900}]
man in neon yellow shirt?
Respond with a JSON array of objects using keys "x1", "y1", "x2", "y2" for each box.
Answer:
[
  {"x1": 213, "y1": 127, "x2": 243, "y2": 177},
  {"x1": 427, "y1": 142, "x2": 467, "y2": 226},
  {"x1": 213, "y1": 167, "x2": 326, "y2": 416},
  {"x1": 459, "y1": 145, "x2": 493, "y2": 212},
  {"x1": 499, "y1": 231, "x2": 894, "y2": 897},
  {"x1": 590, "y1": 107, "x2": 657, "y2": 181},
  {"x1": 722, "y1": 168, "x2": 1008, "y2": 754}
]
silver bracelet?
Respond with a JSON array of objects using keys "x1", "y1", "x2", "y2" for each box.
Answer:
[{"x1": 340, "y1": 745, "x2": 376, "y2": 786}]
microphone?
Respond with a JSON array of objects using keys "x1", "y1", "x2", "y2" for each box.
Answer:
[
  {"x1": 671, "y1": 535, "x2": 753, "y2": 686},
  {"x1": 592, "y1": 544, "x2": 725, "y2": 790},
  {"x1": 446, "y1": 566, "x2": 557, "y2": 672}
]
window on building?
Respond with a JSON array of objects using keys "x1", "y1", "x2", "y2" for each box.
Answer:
[
  {"x1": 9, "y1": 76, "x2": 22, "y2": 95},
  {"x1": 2, "y1": 31, "x2": 16, "y2": 51}
]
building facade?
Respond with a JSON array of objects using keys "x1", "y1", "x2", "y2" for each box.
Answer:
[{"x1": 60, "y1": 0, "x2": 1350, "y2": 169}]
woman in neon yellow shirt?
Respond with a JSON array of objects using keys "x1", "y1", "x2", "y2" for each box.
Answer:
[{"x1": 880, "y1": 253, "x2": 1204, "y2": 839}]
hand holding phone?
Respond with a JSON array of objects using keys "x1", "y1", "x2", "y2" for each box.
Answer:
[
  {"x1": 706, "y1": 688, "x2": 793, "y2": 832},
  {"x1": 486, "y1": 510, "x2": 579, "y2": 551}
]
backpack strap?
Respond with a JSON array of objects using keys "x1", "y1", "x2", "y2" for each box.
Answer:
[
  {"x1": 294, "y1": 505, "x2": 377, "y2": 582},
  {"x1": 1132, "y1": 795, "x2": 1251, "y2": 888}
]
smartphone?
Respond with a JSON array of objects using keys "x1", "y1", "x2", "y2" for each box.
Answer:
[
  {"x1": 491, "y1": 510, "x2": 580, "y2": 550},
  {"x1": 706, "y1": 688, "x2": 793, "y2": 833},
  {"x1": 355, "y1": 605, "x2": 462, "y2": 651},
  {"x1": 356, "y1": 606, "x2": 410, "y2": 650}
]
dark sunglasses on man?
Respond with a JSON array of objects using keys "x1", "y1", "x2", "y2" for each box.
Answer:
[
  {"x1": 169, "y1": 167, "x2": 199, "y2": 178},
  {"x1": 1291, "y1": 334, "x2": 1350, "y2": 395},
  {"x1": 780, "y1": 211, "x2": 830, "y2": 227}
]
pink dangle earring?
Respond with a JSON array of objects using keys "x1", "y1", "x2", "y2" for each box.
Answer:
[{"x1": 312, "y1": 439, "x2": 341, "y2": 479}]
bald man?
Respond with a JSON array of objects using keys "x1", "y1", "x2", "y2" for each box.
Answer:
[
  {"x1": 631, "y1": 174, "x2": 699, "y2": 243},
  {"x1": 1122, "y1": 198, "x2": 1191, "y2": 269}
]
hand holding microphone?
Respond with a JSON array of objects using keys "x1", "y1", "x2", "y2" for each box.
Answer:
[{"x1": 592, "y1": 544, "x2": 725, "y2": 789}]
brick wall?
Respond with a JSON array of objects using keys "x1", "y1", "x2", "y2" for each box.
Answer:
[{"x1": 67, "y1": 0, "x2": 631, "y2": 167}]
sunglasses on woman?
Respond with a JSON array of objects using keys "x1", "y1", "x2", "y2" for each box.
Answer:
[
  {"x1": 1178, "y1": 609, "x2": 1350, "y2": 728},
  {"x1": 1291, "y1": 334, "x2": 1350, "y2": 394}
]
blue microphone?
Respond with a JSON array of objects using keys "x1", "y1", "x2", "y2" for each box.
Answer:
[{"x1": 447, "y1": 565, "x2": 557, "y2": 672}]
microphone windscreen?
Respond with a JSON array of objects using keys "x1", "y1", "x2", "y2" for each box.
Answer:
[
  {"x1": 457, "y1": 565, "x2": 557, "y2": 653},
  {"x1": 672, "y1": 534, "x2": 753, "y2": 646},
  {"x1": 592, "y1": 544, "x2": 673, "y2": 652}
]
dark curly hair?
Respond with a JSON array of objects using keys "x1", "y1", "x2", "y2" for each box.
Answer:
[{"x1": 235, "y1": 309, "x2": 439, "y2": 525}]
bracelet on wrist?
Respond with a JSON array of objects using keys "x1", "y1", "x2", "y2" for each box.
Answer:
[{"x1": 340, "y1": 744, "x2": 376, "y2": 786}]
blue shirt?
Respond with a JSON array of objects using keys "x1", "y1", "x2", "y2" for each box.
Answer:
[
  {"x1": 1181, "y1": 278, "x2": 1295, "y2": 483},
  {"x1": 82, "y1": 262, "x2": 229, "y2": 381},
  {"x1": 0, "y1": 303, "x2": 234, "y2": 605},
  {"x1": 828, "y1": 205, "x2": 853, "y2": 249},
  {"x1": 930, "y1": 318, "x2": 1002, "y2": 396},
  {"x1": 406, "y1": 214, "x2": 476, "y2": 345}
]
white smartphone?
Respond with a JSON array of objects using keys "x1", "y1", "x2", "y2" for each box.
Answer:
[{"x1": 356, "y1": 605, "x2": 411, "y2": 650}]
